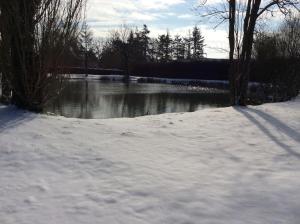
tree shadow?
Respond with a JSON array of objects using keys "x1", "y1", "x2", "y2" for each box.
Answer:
[
  {"x1": 0, "y1": 106, "x2": 36, "y2": 133},
  {"x1": 234, "y1": 107, "x2": 300, "y2": 159},
  {"x1": 247, "y1": 108, "x2": 300, "y2": 143}
]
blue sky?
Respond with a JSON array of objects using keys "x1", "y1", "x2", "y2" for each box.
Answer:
[{"x1": 87, "y1": 0, "x2": 229, "y2": 58}]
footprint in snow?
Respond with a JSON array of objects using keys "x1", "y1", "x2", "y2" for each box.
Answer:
[
  {"x1": 121, "y1": 131, "x2": 135, "y2": 137},
  {"x1": 213, "y1": 110, "x2": 222, "y2": 113},
  {"x1": 104, "y1": 198, "x2": 117, "y2": 204},
  {"x1": 61, "y1": 131, "x2": 72, "y2": 135},
  {"x1": 34, "y1": 184, "x2": 49, "y2": 192},
  {"x1": 32, "y1": 133, "x2": 45, "y2": 139},
  {"x1": 24, "y1": 196, "x2": 37, "y2": 205}
]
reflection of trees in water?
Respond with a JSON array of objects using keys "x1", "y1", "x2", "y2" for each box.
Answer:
[
  {"x1": 47, "y1": 81, "x2": 93, "y2": 118},
  {"x1": 46, "y1": 81, "x2": 230, "y2": 119}
]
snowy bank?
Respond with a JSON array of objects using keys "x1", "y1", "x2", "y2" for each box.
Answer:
[{"x1": 0, "y1": 98, "x2": 300, "y2": 224}]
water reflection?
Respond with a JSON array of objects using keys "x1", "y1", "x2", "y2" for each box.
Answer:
[{"x1": 45, "y1": 81, "x2": 230, "y2": 119}]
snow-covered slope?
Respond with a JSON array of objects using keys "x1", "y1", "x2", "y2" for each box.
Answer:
[{"x1": 0, "y1": 98, "x2": 299, "y2": 224}]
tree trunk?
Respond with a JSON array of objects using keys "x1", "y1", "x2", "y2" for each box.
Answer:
[
  {"x1": 10, "y1": 0, "x2": 44, "y2": 111},
  {"x1": 228, "y1": 0, "x2": 237, "y2": 105},
  {"x1": 229, "y1": 0, "x2": 261, "y2": 106},
  {"x1": 0, "y1": 2, "x2": 12, "y2": 103},
  {"x1": 238, "y1": 0, "x2": 260, "y2": 106},
  {"x1": 0, "y1": 74, "x2": 11, "y2": 103}
]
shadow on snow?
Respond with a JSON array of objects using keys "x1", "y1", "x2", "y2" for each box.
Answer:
[
  {"x1": 235, "y1": 107, "x2": 300, "y2": 159},
  {"x1": 0, "y1": 106, "x2": 36, "y2": 133}
]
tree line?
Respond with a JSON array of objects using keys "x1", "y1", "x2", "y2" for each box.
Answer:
[
  {"x1": 35, "y1": 24, "x2": 206, "y2": 77},
  {"x1": 81, "y1": 25, "x2": 206, "y2": 78}
]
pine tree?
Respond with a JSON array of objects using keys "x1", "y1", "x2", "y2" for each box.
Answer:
[
  {"x1": 148, "y1": 38, "x2": 158, "y2": 62},
  {"x1": 184, "y1": 30, "x2": 192, "y2": 60},
  {"x1": 192, "y1": 26, "x2": 205, "y2": 60},
  {"x1": 173, "y1": 35, "x2": 185, "y2": 61},
  {"x1": 140, "y1": 25, "x2": 150, "y2": 60},
  {"x1": 157, "y1": 32, "x2": 172, "y2": 62}
]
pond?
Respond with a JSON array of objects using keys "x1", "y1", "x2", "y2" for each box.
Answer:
[{"x1": 45, "y1": 80, "x2": 230, "y2": 119}]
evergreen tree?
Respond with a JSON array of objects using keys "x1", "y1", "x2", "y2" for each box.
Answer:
[
  {"x1": 173, "y1": 35, "x2": 185, "y2": 61},
  {"x1": 148, "y1": 38, "x2": 159, "y2": 62},
  {"x1": 192, "y1": 26, "x2": 205, "y2": 60},
  {"x1": 184, "y1": 30, "x2": 192, "y2": 60},
  {"x1": 140, "y1": 25, "x2": 150, "y2": 60},
  {"x1": 127, "y1": 30, "x2": 137, "y2": 62},
  {"x1": 157, "y1": 32, "x2": 172, "y2": 62}
]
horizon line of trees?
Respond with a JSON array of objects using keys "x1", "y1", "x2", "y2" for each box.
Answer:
[
  {"x1": 99, "y1": 25, "x2": 205, "y2": 80},
  {"x1": 73, "y1": 25, "x2": 206, "y2": 71}
]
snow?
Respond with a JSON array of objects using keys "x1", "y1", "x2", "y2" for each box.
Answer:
[{"x1": 0, "y1": 97, "x2": 300, "y2": 224}]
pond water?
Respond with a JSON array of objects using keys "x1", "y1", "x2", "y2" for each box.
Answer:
[{"x1": 45, "y1": 80, "x2": 230, "y2": 119}]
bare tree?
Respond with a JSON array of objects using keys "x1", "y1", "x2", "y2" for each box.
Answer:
[
  {"x1": 199, "y1": 0, "x2": 299, "y2": 105},
  {"x1": 278, "y1": 13, "x2": 300, "y2": 58},
  {"x1": 91, "y1": 37, "x2": 105, "y2": 64},
  {"x1": 80, "y1": 23, "x2": 93, "y2": 76},
  {"x1": 253, "y1": 14, "x2": 300, "y2": 101},
  {"x1": 0, "y1": 0, "x2": 85, "y2": 111}
]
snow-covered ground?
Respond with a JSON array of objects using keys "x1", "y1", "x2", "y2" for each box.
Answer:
[{"x1": 0, "y1": 98, "x2": 300, "y2": 224}]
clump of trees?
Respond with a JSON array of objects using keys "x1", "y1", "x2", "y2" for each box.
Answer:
[
  {"x1": 97, "y1": 25, "x2": 205, "y2": 72},
  {"x1": 253, "y1": 14, "x2": 300, "y2": 101},
  {"x1": 0, "y1": 0, "x2": 85, "y2": 111}
]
